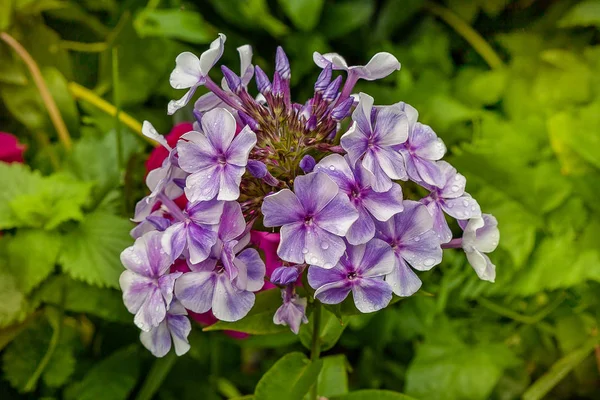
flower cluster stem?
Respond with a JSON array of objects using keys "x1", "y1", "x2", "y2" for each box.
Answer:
[{"x1": 310, "y1": 302, "x2": 322, "y2": 400}]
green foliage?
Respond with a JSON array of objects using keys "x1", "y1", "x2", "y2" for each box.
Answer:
[{"x1": 254, "y1": 352, "x2": 322, "y2": 400}]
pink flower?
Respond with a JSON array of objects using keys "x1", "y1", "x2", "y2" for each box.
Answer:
[
  {"x1": 0, "y1": 132, "x2": 26, "y2": 164},
  {"x1": 250, "y1": 231, "x2": 282, "y2": 289}
]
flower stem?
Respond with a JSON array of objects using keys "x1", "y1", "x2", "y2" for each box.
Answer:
[
  {"x1": 441, "y1": 238, "x2": 462, "y2": 249},
  {"x1": 310, "y1": 302, "x2": 322, "y2": 400},
  {"x1": 0, "y1": 32, "x2": 73, "y2": 151},
  {"x1": 424, "y1": 1, "x2": 504, "y2": 70},
  {"x1": 134, "y1": 351, "x2": 177, "y2": 400}
]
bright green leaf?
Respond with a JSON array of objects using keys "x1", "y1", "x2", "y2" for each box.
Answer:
[
  {"x1": 278, "y1": 0, "x2": 324, "y2": 31},
  {"x1": 558, "y1": 0, "x2": 600, "y2": 28},
  {"x1": 299, "y1": 308, "x2": 350, "y2": 352},
  {"x1": 254, "y1": 352, "x2": 323, "y2": 400},
  {"x1": 314, "y1": 355, "x2": 349, "y2": 398},
  {"x1": 134, "y1": 9, "x2": 216, "y2": 44},
  {"x1": 0, "y1": 163, "x2": 45, "y2": 230},
  {"x1": 331, "y1": 390, "x2": 418, "y2": 400},
  {"x1": 0, "y1": 268, "x2": 28, "y2": 328}
]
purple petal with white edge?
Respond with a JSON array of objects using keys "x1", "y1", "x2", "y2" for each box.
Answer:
[
  {"x1": 177, "y1": 132, "x2": 218, "y2": 173},
  {"x1": 353, "y1": 52, "x2": 401, "y2": 80},
  {"x1": 396, "y1": 200, "x2": 434, "y2": 241},
  {"x1": 442, "y1": 195, "x2": 482, "y2": 221},
  {"x1": 278, "y1": 222, "x2": 307, "y2": 264},
  {"x1": 340, "y1": 123, "x2": 369, "y2": 166},
  {"x1": 352, "y1": 278, "x2": 392, "y2": 313},
  {"x1": 275, "y1": 46, "x2": 291, "y2": 80},
  {"x1": 119, "y1": 270, "x2": 153, "y2": 315},
  {"x1": 425, "y1": 201, "x2": 453, "y2": 244},
  {"x1": 353, "y1": 93, "x2": 374, "y2": 136},
  {"x1": 219, "y1": 201, "x2": 246, "y2": 241},
  {"x1": 466, "y1": 250, "x2": 496, "y2": 282},
  {"x1": 201, "y1": 108, "x2": 236, "y2": 153},
  {"x1": 412, "y1": 123, "x2": 446, "y2": 160},
  {"x1": 361, "y1": 183, "x2": 404, "y2": 221},
  {"x1": 134, "y1": 286, "x2": 166, "y2": 332},
  {"x1": 161, "y1": 222, "x2": 187, "y2": 261},
  {"x1": 401, "y1": 230, "x2": 442, "y2": 271},
  {"x1": 142, "y1": 121, "x2": 170, "y2": 150},
  {"x1": 314, "y1": 154, "x2": 355, "y2": 193},
  {"x1": 305, "y1": 226, "x2": 346, "y2": 268},
  {"x1": 120, "y1": 237, "x2": 152, "y2": 276},
  {"x1": 194, "y1": 92, "x2": 223, "y2": 112},
  {"x1": 226, "y1": 125, "x2": 257, "y2": 166},
  {"x1": 187, "y1": 200, "x2": 224, "y2": 226},
  {"x1": 262, "y1": 189, "x2": 304, "y2": 227},
  {"x1": 438, "y1": 161, "x2": 466, "y2": 199},
  {"x1": 376, "y1": 147, "x2": 408, "y2": 181},
  {"x1": 346, "y1": 205, "x2": 376, "y2": 245},
  {"x1": 140, "y1": 319, "x2": 171, "y2": 357},
  {"x1": 373, "y1": 105, "x2": 408, "y2": 146},
  {"x1": 314, "y1": 193, "x2": 359, "y2": 237},
  {"x1": 356, "y1": 238, "x2": 395, "y2": 277},
  {"x1": 175, "y1": 271, "x2": 216, "y2": 314},
  {"x1": 198, "y1": 33, "x2": 226, "y2": 76},
  {"x1": 273, "y1": 295, "x2": 308, "y2": 334},
  {"x1": 412, "y1": 157, "x2": 445, "y2": 187},
  {"x1": 187, "y1": 223, "x2": 218, "y2": 264},
  {"x1": 221, "y1": 65, "x2": 241, "y2": 92},
  {"x1": 308, "y1": 263, "x2": 347, "y2": 289},
  {"x1": 167, "y1": 313, "x2": 192, "y2": 355},
  {"x1": 170, "y1": 52, "x2": 201, "y2": 89},
  {"x1": 294, "y1": 173, "x2": 339, "y2": 215},
  {"x1": 147, "y1": 231, "x2": 172, "y2": 276},
  {"x1": 184, "y1": 164, "x2": 221, "y2": 202},
  {"x1": 217, "y1": 163, "x2": 245, "y2": 201},
  {"x1": 386, "y1": 256, "x2": 422, "y2": 297},
  {"x1": 314, "y1": 280, "x2": 352, "y2": 305},
  {"x1": 362, "y1": 151, "x2": 393, "y2": 192},
  {"x1": 212, "y1": 273, "x2": 255, "y2": 321},
  {"x1": 158, "y1": 272, "x2": 182, "y2": 308},
  {"x1": 234, "y1": 248, "x2": 265, "y2": 291},
  {"x1": 132, "y1": 195, "x2": 157, "y2": 223}
]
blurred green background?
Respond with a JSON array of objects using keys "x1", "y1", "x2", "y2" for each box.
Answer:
[{"x1": 1, "y1": 0, "x2": 600, "y2": 399}]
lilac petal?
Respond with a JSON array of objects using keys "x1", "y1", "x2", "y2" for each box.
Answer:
[
  {"x1": 262, "y1": 189, "x2": 304, "y2": 227},
  {"x1": 362, "y1": 151, "x2": 393, "y2": 192},
  {"x1": 177, "y1": 133, "x2": 218, "y2": 173},
  {"x1": 237, "y1": 45, "x2": 254, "y2": 85},
  {"x1": 346, "y1": 205, "x2": 376, "y2": 245},
  {"x1": 194, "y1": 92, "x2": 223, "y2": 112},
  {"x1": 175, "y1": 271, "x2": 216, "y2": 314},
  {"x1": 340, "y1": 123, "x2": 369, "y2": 166},
  {"x1": 313, "y1": 52, "x2": 349, "y2": 70},
  {"x1": 361, "y1": 183, "x2": 404, "y2": 221},
  {"x1": 473, "y1": 214, "x2": 500, "y2": 253},
  {"x1": 201, "y1": 108, "x2": 235, "y2": 152},
  {"x1": 294, "y1": 173, "x2": 339, "y2": 215},
  {"x1": 226, "y1": 125, "x2": 257, "y2": 166},
  {"x1": 161, "y1": 222, "x2": 187, "y2": 261},
  {"x1": 314, "y1": 280, "x2": 352, "y2": 304},
  {"x1": 170, "y1": 52, "x2": 201, "y2": 89},
  {"x1": 412, "y1": 123, "x2": 446, "y2": 160},
  {"x1": 158, "y1": 272, "x2": 182, "y2": 308},
  {"x1": 219, "y1": 201, "x2": 246, "y2": 241},
  {"x1": 145, "y1": 230, "x2": 173, "y2": 277},
  {"x1": 314, "y1": 154, "x2": 355, "y2": 193},
  {"x1": 187, "y1": 199, "x2": 224, "y2": 225},
  {"x1": 308, "y1": 263, "x2": 347, "y2": 289},
  {"x1": 187, "y1": 223, "x2": 218, "y2": 264},
  {"x1": 218, "y1": 164, "x2": 244, "y2": 200},
  {"x1": 305, "y1": 227, "x2": 347, "y2": 267},
  {"x1": 188, "y1": 255, "x2": 218, "y2": 273},
  {"x1": 120, "y1": 239, "x2": 151, "y2": 276},
  {"x1": 376, "y1": 147, "x2": 408, "y2": 181},
  {"x1": 466, "y1": 250, "x2": 496, "y2": 282},
  {"x1": 168, "y1": 87, "x2": 198, "y2": 115},
  {"x1": 134, "y1": 286, "x2": 166, "y2": 332},
  {"x1": 412, "y1": 157, "x2": 445, "y2": 187},
  {"x1": 140, "y1": 320, "x2": 171, "y2": 357},
  {"x1": 119, "y1": 270, "x2": 153, "y2": 315},
  {"x1": 278, "y1": 222, "x2": 307, "y2": 264},
  {"x1": 146, "y1": 216, "x2": 171, "y2": 232},
  {"x1": 234, "y1": 248, "x2": 265, "y2": 291},
  {"x1": 353, "y1": 93, "x2": 374, "y2": 134},
  {"x1": 167, "y1": 314, "x2": 192, "y2": 355},
  {"x1": 357, "y1": 238, "x2": 395, "y2": 277},
  {"x1": 438, "y1": 161, "x2": 466, "y2": 198},
  {"x1": 212, "y1": 273, "x2": 255, "y2": 321},
  {"x1": 273, "y1": 296, "x2": 308, "y2": 334},
  {"x1": 198, "y1": 33, "x2": 226, "y2": 75},
  {"x1": 397, "y1": 200, "x2": 434, "y2": 241},
  {"x1": 386, "y1": 256, "x2": 422, "y2": 297},
  {"x1": 314, "y1": 193, "x2": 359, "y2": 236},
  {"x1": 401, "y1": 230, "x2": 442, "y2": 271},
  {"x1": 354, "y1": 52, "x2": 401, "y2": 81},
  {"x1": 271, "y1": 266, "x2": 300, "y2": 285},
  {"x1": 352, "y1": 278, "x2": 392, "y2": 313},
  {"x1": 442, "y1": 195, "x2": 482, "y2": 221},
  {"x1": 399, "y1": 101, "x2": 419, "y2": 127},
  {"x1": 426, "y1": 201, "x2": 453, "y2": 244},
  {"x1": 132, "y1": 195, "x2": 157, "y2": 223},
  {"x1": 142, "y1": 121, "x2": 170, "y2": 150},
  {"x1": 373, "y1": 106, "x2": 408, "y2": 146}
]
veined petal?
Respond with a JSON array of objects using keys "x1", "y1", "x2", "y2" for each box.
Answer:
[
  {"x1": 386, "y1": 256, "x2": 422, "y2": 297},
  {"x1": 412, "y1": 123, "x2": 446, "y2": 160},
  {"x1": 353, "y1": 52, "x2": 401, "y2": 81},
  {"x1": 340, "y1": 123, "x2": 369, "y2": 166},
  {"x1": 217, "y1": 164, "x2": 245, "y2": 201},
  {"x1": 219, "y1": 201, "x2": 246, "y2": 242},
  {"x1": 198, "y1": 33, "x2": 226, "y2": 76},
  {"x1": 194, "y1": 92, "x2": 223, "y2": 112},
  {"x1": 438, "y1": 161, "x2": 466, "y2": 198},
  {"x1": 426, "y1": 201, "x2": 453, "y2": 244},
  {"x1": 396, "y1": 200, "x2": 434, "y2": 241},
  {"x1": 142, "y1": 121, "x2": 170, "y2": 150},
  {"x1": 362, "y1": 150, "x2": 393, "y2": 192},
  {"x1": 373, "y1": 105, "x2": 408, "y2": 146},
  {"x1": 352, "y1": 278, "x2": 392, "y2": 313},
  {"x1": 442, "y1": 195, "x2": 482, "y2": 221},
  {"x1": 168, "y1": 87, "x2": 199, "y2": 115},
  {"x1": 361, "y1": 183, "x2": 404, "y2": 221},
  {"x1": 273, "y1": 296, "x2": 308, "y2": 334},
  {"x1": 134, "y1": 286, "x2": 166, "y2": 332},
  {"x1": 278, "y1": 222, "x2": 307, "y2": 264},
  {"x1": 466, "y1": 249, "x2": 496, "y2": 282},
  {"x1": 376, "y1": 147, "x2": 407, "y2": 181},
  {"x1": 346, "y1": 205, "x2": 376, "y2": 245},
  {"x1": 158, "y1": 272, "x2": 182, "y2": 308},
  {"x1": 357, "y1": 238, "x2": 395, "y2": 277},
  {"x1": 119, "y1": 270, "x2": 153, "y2": 315},
  {"x1": 226, "y1": 125, "x2": 257, "y2": 166},
  {"x1": 314, "y1": 154, "x2": 355, "y2": 193},
  {"x1": 212, "y1": 273, "x2": 255, "y2": 321},
  {"x1": 262, "y1": 189, "x2": 304, "y2": 227},
  {"x1": 353, "y1": 93, "x2": 374, "y2": 135},
  {"x1": 234, "y1": 248, "x2": 265, "y2": 292},
  {"x1": 294, "y1": 173, "x2": 339, "y2": 215},
  {"x1": 175, "y1": 271, "x2": 216, "y2": 314},
  {"x1": 308, "y1": 263, "x2": 347, "y2": 289},
  {"x1": 314, "y1": 193, "x2": 359, "y2": 236},
  {"x1": 238, "y1": 45, "x2": 254, "y2": 85},
  {"x1": 187, "y1": 223, "x2": 218, "y2": 264},
  {"x1": 167, "y1": 314, "x2": 192, "y2": 356},
  {"x1": 304, "y1": 226, "x2": 346, "y2": 267},
  {"x1": 140, "y1": 320, "x2": 171, "y2": 357},
  {"x1": 201, "y1": 108, "x2": 236, "y2": 152},
  {"x1": 161, "y1": 222, "x2": 187, "y2": 261},
  {"x1": 401, "y1": 230, "x2": 442, "y2": 271},
  {"x1": 312, "y1": 52, "x2": 349, "y2": 70},
  {"x1": 177, "y1": 132, "x2": 218, "y2": 173},
  {"x1": 187, "y1": 199, "x2": 224, "y2": 225},
  {"x1": 314, "y1": 280, "x2": 352, "y2": 304},
  {"x1": 184, "y1": 165, "x2": 221, "y2": 202}
]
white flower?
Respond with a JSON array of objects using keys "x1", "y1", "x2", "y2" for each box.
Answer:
[
  {"x1": 313, "y1": 51, "x2": 400, "y2": 81},
  {"x1": 462, "y1": 214, "x2": 499, "y2": 282}
]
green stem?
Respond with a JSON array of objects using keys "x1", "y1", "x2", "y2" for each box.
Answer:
[
  {"x1": 424, "y1": 1, "x2": 504, "y2": 69},
  {"x1": 310, "y1": 302, "x2": 322, "y2": 400},
  {"x1": 478, "y1": 292, "x2": 566, "y2": 325},
  {"x1": 112, "y1": 47, "x2": 123, "y2": 169},
  {"x1": 135, "y1": 351, "x2": 177, "y2": 400}
]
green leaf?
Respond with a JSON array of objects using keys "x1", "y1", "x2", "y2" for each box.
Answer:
[
  {"x1": 0, "y1": 268, "x2": 29, "y2": 328},
  {"x1": 313, "y1": 355, "x2": 349, "y2": 398},
  {"x1": 0, "y1": 163, "x2": 45, "y2": 229},
  {"x1": 277, "y1": 0, "x2": 324, "y2": 31},
  {"x1": 64, "y1": 345, "x2": 141, "y2": 400},
  {"x1": 522, "y1": 337, "x2": 598, "y2": 400},
  {"x1": 204, "y1": 289, "x2": 288, "y2": 334},
  {"x1": 6, "y1": 229, "x2": 62, "y2": 294},
  {"x1": 320, "y1": 0, "x2": 375, "y2": 39},
  {"x1": 299, "y1": 308, "x2": 350, "y2": 351},
  {"x1": 254, "y1": 352, "x2": 323, "y2": 400},
  {"x1": 331, "y1": 390, "x2": 418, "y2": 400},
  {"x1": 59, "y1": 211, "x2": 133, "y2": 288},
  {"x1": 558, "y1": 0, "x2": 600, "y2": 28},
  {"x1": 134, "y1": 9, "x2": 216, "y2": 44}
]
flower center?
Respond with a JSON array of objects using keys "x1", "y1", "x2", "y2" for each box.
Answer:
[
  {"x1": 304, "y1": 215, "x2": 313, "y2": 226},
  {"x1": 347, "y1": 272, "x2": 358, "y2": 280},
  {"x1": 217, "y1": 153, "x2": 227, "y2": 165}
]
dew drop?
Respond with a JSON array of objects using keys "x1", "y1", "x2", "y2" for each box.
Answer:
[
  {"x1": 311, "y1": 256, "x2": 319, "y2": 264},
  {"x1": 423, "y1": 258, "x2": 436, "y2": 267},
  {"x1": 451, "y1": 185, "x2": 459, "y2": 192},
  {"x1": 302, "y1": 247, "x2": 309, "y2": 254},
  {"x1": 447, "y1": 203, "x2": 454, "y2": 208},
  {"x1": 463, "y1": 199, "x2": 469, "y2": 207},
  {"x1": 323, "y1": 262, "x2": 333, "y2": 269},
  {"x1": 471, "y1": 205, "x2": 476, "y2": 211},
  {"x1": 454, "y1": 175, "x2": 461, "y2": 181},
  {"x1": 321, "y1": 242, "x2": 329, "y2": 250},
  {"x1": 414, "y1": 236, "x2": 421, "y2": 242},
  {"x1": 329, "y1": 165, "x2": 336, "y2": 171}
]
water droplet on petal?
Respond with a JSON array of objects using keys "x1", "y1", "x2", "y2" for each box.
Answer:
[
  {"x1": 447, "y1": 203, "x2": 454, "y2": 208},
  {"x1": 423, "y1": 258, "x2": 436, "y2": 267},
  {"x1": 471, "y1": 205, "x2": 476, "y2": 211},
  {"x1": 321, "y1": 242, "x2": 329, "y2": 250},
  {"x1": 323, "y1": 262, "x2": 333, "y2": 269},
  {"x1": 414, "y1": 236, "x2": 421, "y2": 242},
  {"x1": 451, "y1": 185, "x2": 459, "y2": 192},
  {"x1": 302, "y1": 248, "x2": 309, "y2": 254},
  {"x1": 311, "y1": 256, "x2": 319, "y2": 264},
  {"x1": 329, "y1": 165, "x2": 336, "y2": 171},
  {"x1": 463, "y1": 199, "x2": 469, "y2": 207}
]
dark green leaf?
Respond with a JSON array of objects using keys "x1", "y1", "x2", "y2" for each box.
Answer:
[
  {"x1": 320, "y1": 0, "x2": 375, "y2": 39},
  {"x1": 299, "y1": 307, "x2": 350, "y2": 351},
  {"x1": 277, "y1": 0, "x2": 324, "y2": 31},
  {"x1": 331, "y1": 390, "x2": 418, "y2": 400},
  {"x1": 254, "y1": 352, "x2": 322, "y2": 400},
  {"x1": 134, "y1": 9, "x2": 216, "y2": 44}
]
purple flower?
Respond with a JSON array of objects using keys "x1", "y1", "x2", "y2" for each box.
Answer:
[
  {"x1": 131, "y1": 210, "x2": 171, "y2": 239},
  {"x1": 161, "y1": 199, "x2": 224, "y2": 264},
  {"x1": 313, "y1": 51, "x2": 400, "y2": 81},
  {"x1": 374, "y1": 201, "x2": 442, "y2": 297},
  {"x1": 462, "y1": 214, "x2": 499, "y2": 282},
  {"x1": 271, "y1": 266, "x2": 300, "y2": 285},
  {"x1": 273, "y1": 287, "x2": 308, "y2": 334},
  {"x1": 396, "y1": 103, "x2": 447, "y2": 187},
  {"x1": 261, "y1": 173, "x2": 359, "y2": 268},
  {"x1": 140, "y1": 300, "x2": 191, "y2": 357},
  {"x1": 315, "y1": 154, "x2": 404, "y2": 245},
  {"x1": 308, "y1": 238, "x2": 394, "y2": 313},
  {"x1": 177, "y1": 108, "x2": 257, "y2": 202},
  {"x1": 340, "y1": 93, "x2": 408, "y2": 192},
  {"x1": 168, "y1": 34, "x2": 226, "y2": 114},
  {"x1": 421, "y1": 161, "x2": 481, "y2": 244},
  {"x1": 299, "y1": 155, "x2": 316, "y2": 173},
  {"x1": 119, "y1": 231, "x2": 182, "y2": 331}
]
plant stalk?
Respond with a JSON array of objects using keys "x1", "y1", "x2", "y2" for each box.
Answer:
[{"x1": 310, "y1": 302, "x2": 322, "y2": 400}]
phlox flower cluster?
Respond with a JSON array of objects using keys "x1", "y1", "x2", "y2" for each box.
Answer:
[{"x1": 120, "y1": 34, "x2": 499, "y2": 357}]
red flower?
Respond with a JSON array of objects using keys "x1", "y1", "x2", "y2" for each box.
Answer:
[{"x1": 0, "y1": 132, "x2": 26, "y2": 164}]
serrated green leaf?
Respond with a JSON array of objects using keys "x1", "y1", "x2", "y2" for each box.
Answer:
[
  {"x1": 59, "y1": 211, "x2": 132, "y2": 288},
  {"x1": 0, "y1": 268, "x2": 29, "y2": 328},
  {"x1": 64, "y1": 345, "x2": 141, "y2": 400},
  {"x1": 6, "y1": 229, "x2": 61, "y2": 294},
  {"x1": 0, "y1": 163, "x2": 45, "y2": 229},
  {"x1": 277, "y1": 0, "x2": 324, "y2": 31},
  {"x1": 134, "y1": 9, "x2": 216, "y2": 44},
  {"x1": 331, "y1": 390, "x2": 418, "y2": 400},
  {"x1": 254, "y1": 352, "x2": 322, "y2": 400}
]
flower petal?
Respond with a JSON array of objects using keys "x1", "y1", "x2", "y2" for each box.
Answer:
[
  {"x1": 234, "y1": 248, "x2": 265, "y2": 292},
  {"x1": 262, "y1": 189, "x2": 304, "y2": 227},
  {"x1": 386, "y1": 256, "x2": 422, "y2": 297},
  {"x1": 134, "y1": 286, "x2": 166, "y2": 332},
  {"x1": 167, "y1": 314, "x2": 192, "y2": 356},
  {"x1": 361, "y1": 183, "x2": 404, "y2": 221},
  {"x1": 294, "y1": 173, "x2": 339, "y2": 215},
  {"x1": 194, "y1": 92, "x2": 223, "y2": 112},
  {"x1": 273, "y1": 295, "x2": 308, "y2": 334},
  {"x1": 312, "y1": 52, "x2": 349, "y2": 70},
  {"x1": 175, "y1": 271, "x2": 216, "y2": 314},
  {"x1": 187, "y1": 223, "x2": 218, "y2": 264},
  {"x1": 362, "y1": 150, "x2": 392, "y2": 192},
  {"x1": 217, "y1": 164, "x2": 245, "y2": 201},
  {"x1": 177, "y1": 132, "x2": 218, "y2": 173},
  {"x1": 373, "y1": 105, "x2": 408, "y2": 146},
  {"x1": 346, "y1": 205, "x2": 376, "y2": 245},
  {"x1": 308, "y1": 264, "x2": 347, "y2": 289},
  {"x1": 226, "y1": 125, "x2": 257, "y2": 166},
  {"x1": 140, "y1": 320, "x2": 171, "y2": 357},
  {"x1": 357, "y1": 238, "x2": 395, "y2": 277},
  {"x1": 119, "y1": 270, "x2": 153, "y2": 315},
  {"x1": 412, "y1": 123, "x2": 446, "y2": 160},
  {"x1": 314, "y1": 193, "x2": 359, "y2": 237},
  {"x1": 304, "y1": 226, "x2": 347, "y2": 267},
  {"x1": 314, "y1": 154, "x2": 355, "y2": 193},
  {"x1": 351, "y1": 278, "x2": 392, "y2": 313},
  {"x1": 219, "y1": 201, "x2": 246, "y2": 241},
  {"x1": 466, "y1": 249, "x2": 496, "y2": 282},
  {"x1": 426, "y1": 201, "x2": 453, "y2": 244},
  {"x1": 442, "y1": 195, "x2": 482, "y2": 221},
  {"x1": 314, "y1": 280, "x2": 352, "y2": 304},
  {"x1": 201, "y1": 108, "x2": 236, "y2": 152},
  {"x1": 277, "y1": 222, "x2": 307, "y2": 264},
  {"x1": 354, "y1": 52, "x2": 401, "y2": 80},
  {"x1": 212, "y1": 273, "x2": 255, "y2": 321},
  {"x1": 198, "y1": 33, "x2": 226, "y2": 76},
  {"x1": 184, "y1": 165, "x2": 221, "y2": 202},
  {"x1": 401, "y1": 230, "x2": 442, "y2": 271},
  {"x1": 158, "y1": 272, "x2": 182, "y2": 308},
  {"x1": 340, "y1": 122, "x2": 369, "y2": 166},
  {"x1": 161, "y1": 222, "x2": 187, "y2": 261},
  {"x1": 376, "y1": 147, "x2": 407, "y2": 181},
  {"x1": 187, "y1": 199, "x2": 224, "y2": 225},
  {"x1": 170, "y1": 52, "x2": 201, "y2": 89}
]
